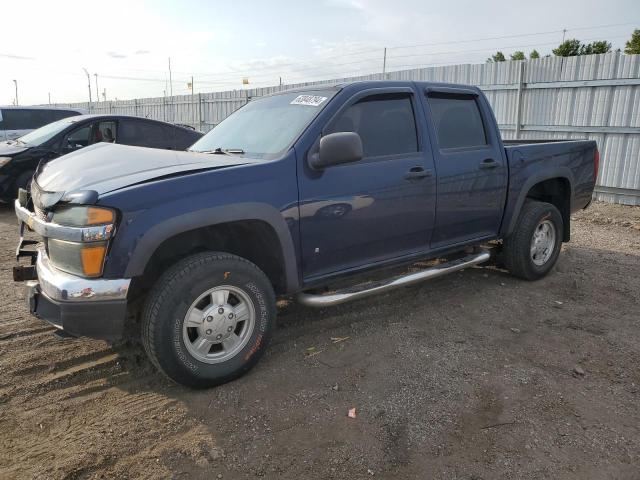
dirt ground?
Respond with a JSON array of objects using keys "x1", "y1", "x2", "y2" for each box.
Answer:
[{"x1": 0, "y1": 201, "x2": 639, "y2": 480}]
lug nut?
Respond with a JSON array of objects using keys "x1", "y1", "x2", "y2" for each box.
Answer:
[
  {"x1": 227, "y1": 326, "x2": 233, "y2": 332},
  {"x1": 218, "y1": 307, "x2": 224, "y2": 314},
  {"x1": 205, "y1": 329, "x2": 212, "y2": 335},
  {"x1": 228, "y1": 313, "x2": 234, "y2": 319},
  {"x1": 216, "y1": 334, "x2": 223, "y2": 340},
  {"x1": 206, "y1": 316, "x2": 213, "y2": 322}
]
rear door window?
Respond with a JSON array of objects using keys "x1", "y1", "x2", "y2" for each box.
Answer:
[
  {"x1": 427, "y1": 94, "x2": 487, "y2": 149},
  {"x1": 118, "y1": 119, "x2": 172, "y2": 148},
  {"x1": 328, "y1": 93, "x2": 418, "y2": 158}
]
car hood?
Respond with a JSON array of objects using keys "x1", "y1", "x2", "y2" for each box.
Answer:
[
  {"x1": 35, "y1": 143, "x2": 258, "y2": 196},
  {"x1": 0, "y1": 141, "x2": 30, "y2": 156}
]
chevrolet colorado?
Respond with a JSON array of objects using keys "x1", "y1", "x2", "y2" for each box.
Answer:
[{"x1": 13, "y1": 81, "x2": 598, "y2": 388}]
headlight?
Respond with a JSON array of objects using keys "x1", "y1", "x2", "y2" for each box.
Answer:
[
  {"x1": 48, "y1": 205, "x2": 116, "y2": 277},
  {"x1": 0, "y1": 157, "x2": 12, "y2": 167},
  {"x1": 52, "y1": 206, "x2": 115, "y2": 227}
]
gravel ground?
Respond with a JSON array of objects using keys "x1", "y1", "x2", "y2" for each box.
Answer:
[{"x1": 0, "y1": 201, "x2": 639, "y2": 480}]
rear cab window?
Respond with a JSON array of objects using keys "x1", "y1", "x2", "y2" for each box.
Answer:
[
  {"x1": 426, "y1": 93, "x2": 488, "y2": 149},
  {"x1": 328, "y1": 93, "x2": 418, "y2": 158}
]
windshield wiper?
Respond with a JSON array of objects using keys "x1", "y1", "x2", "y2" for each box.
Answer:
[{"x1": 195, "y1": 147, "x2": 245, "y2": 155}]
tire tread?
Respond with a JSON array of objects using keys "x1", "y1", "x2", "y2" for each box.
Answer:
[{"x1": 141, "y1": 252, "x2": 274, "y2": 385}]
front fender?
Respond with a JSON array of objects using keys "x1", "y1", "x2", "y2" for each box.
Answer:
[{"x1": 121, "y1": 202, "x2": 300, "y2": 292}]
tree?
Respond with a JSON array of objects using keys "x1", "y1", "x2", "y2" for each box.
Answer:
[
  {"x1": 510, "y1": 51, "x2": 526, "y2": 60},
  {"x1": 581, "y1": 41, "x2": 612, "y2": 55},
  {"x1": 487, "y1": 51, "x2": 506, "y2": 62},
  {"x1": 553, "y1": 39, "x2": 582, "y2": 56},
  {"x1": 624, "y1": 29, "x2": 640, "y2": 54},
  {"x1": 529, "y1": 50, "x2": 540, "y2": 59}
]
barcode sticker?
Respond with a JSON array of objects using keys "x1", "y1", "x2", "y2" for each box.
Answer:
[{"x1": 290, "y1": 95, "x2": 328, "y2": 107}]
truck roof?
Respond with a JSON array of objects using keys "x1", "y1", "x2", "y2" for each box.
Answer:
[{"x1": 270, "y1": 80, "x2": 482, "y2": 96}]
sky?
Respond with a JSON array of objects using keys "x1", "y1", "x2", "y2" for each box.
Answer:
[{"x1": 1, "y1": 0, "x2": 639, "y2": 105}]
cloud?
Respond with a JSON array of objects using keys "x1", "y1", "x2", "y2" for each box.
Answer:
[
  {"x1": 108, "y1": 51, "x2": 127, "y2": 59},
  {"x1": 0, "y1": 53, "x2": 35, "y2": 60},
  {"x1": 134, "y1": 50, "x2": 150, "y2": 55}
]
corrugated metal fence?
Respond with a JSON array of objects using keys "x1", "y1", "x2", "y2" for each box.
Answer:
[{"x1": 58, "y1": 52, "x2": 640, "y2": 205}]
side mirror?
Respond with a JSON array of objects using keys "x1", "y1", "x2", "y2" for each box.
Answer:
[{"x1": 309, "y1": 132, "x2": 363, "y2": 170}]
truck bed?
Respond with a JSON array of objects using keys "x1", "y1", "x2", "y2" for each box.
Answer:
[{"x1": 500, "y1": 139, "x2": 597, "y2": 239}]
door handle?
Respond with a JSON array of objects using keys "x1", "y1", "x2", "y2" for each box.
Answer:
[
  {"x1": 405, "y1": 166, "x2": 432, "y2": 180},
  {"x1": 479, "y1": 158, "x2": 499, "y2": 169}
]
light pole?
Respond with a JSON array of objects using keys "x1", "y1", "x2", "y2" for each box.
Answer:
[
  {"x1": 82, "y1": 68, "x2": 92, "y2": 109},
  {"x1": 12, "y1": 80, "x2": 18, "y2": 105},
  {"x1": 94, "y1": 74, "x2": 100, "y2": 103}
]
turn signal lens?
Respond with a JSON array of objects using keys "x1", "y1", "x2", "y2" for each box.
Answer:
[
  {"x1": 86, "y1": 207, "x2": 115, "y2": 225},
  {"x1": 80, "y1": 244, "x2": 107, "y2": 277},
  {"x1": 48, "y1": 239, "x2": 108, "y2": 277}
]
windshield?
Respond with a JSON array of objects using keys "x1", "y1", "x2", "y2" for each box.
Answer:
[
  {"x1": 18, "y1": 118, "x2": 75, "y2": 146},
  {"x1": 189, "y1": 90, "x2": 336, "y2": 158}
]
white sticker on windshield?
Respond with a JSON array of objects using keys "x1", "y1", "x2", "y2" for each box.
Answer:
[{"x1": 290, "y1": 95, "x2": 328, "y2": 107}]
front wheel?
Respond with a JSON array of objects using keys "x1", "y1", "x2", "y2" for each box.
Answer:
[
  {"x1": 141, "y1": 252, "x2": 276, "y2": 388},
  {"x1": 503, "y1": 200, "x2": 563, "y2": 280}
]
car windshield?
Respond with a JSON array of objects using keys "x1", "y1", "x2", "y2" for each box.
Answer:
[
  {"x1": 18, "y1": 118, "x2": 75, "y2": 146},
  {"x1": 189, "y1": 90, "x2": 336, "y2": 158}
]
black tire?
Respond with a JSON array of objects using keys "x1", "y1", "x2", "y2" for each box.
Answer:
[
  {"x1": 141, "y1": 252, "x2": 276, "y2": 388},
  {"x1": 503, "y1": 200, "x2": 563, "y2": 280}
]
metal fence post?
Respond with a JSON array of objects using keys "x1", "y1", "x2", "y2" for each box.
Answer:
[
  {"x1": 198, "y1": 93, "x2": 203, "y2": 132},
  {"x1": 514, "y1": 61, "x2": 525, "y2": 140}
]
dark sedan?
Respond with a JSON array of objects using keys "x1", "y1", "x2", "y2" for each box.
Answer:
[{"x1": 0, "y1": 115, "x2": 203, "y2": 202}]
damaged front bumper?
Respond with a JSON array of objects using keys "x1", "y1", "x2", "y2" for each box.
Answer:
[
  {"x1": 13, "y1": 197, "x2": 130, "y2": 340},
  {"x1": 22, "y1": 247, "x2": 130, "y2": 340}
]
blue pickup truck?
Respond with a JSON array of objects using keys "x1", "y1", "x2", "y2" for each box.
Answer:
[{"x1": 13, "y1": 81, "x2": 598, "y2": 388}]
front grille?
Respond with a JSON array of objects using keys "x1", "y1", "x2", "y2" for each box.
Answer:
[{"x1": 34, "y1": 205, "x2": 47, "y2": 222}]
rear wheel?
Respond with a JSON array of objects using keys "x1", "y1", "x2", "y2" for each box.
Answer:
[
  {"x1": 503, "y1": 200, "x2": 563, "y2": 280},
  {"x1": 141, "y1": 252, "x2": 276, "y2": 388}
]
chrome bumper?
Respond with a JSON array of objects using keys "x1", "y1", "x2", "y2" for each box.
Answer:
[
  {"x1": 36, "y1": 247, "x2": 130, "y2": 302},
  {"x1": 14, "y1": 199, "x2": 114, "y2": 242}
]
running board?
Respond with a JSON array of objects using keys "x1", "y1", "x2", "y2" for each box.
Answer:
[{"x1": 297, "y1": 252, "x2": 491, "y2": 307}]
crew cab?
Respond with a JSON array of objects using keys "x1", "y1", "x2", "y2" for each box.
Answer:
[{"x1": 13, "y1": 81, "x2": 598, "y2": 388}]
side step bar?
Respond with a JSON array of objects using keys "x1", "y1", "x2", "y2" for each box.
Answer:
[{"x1": 297, "y1": 251, "x2": 491, "y2": 307}]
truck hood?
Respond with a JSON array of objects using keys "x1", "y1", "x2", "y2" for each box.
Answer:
[
  {"x1": 35, "y1": 143, "x2": 257, "y2": 196},
  {"x1": 0, "y1": 141, "x2": 30, "y2": 156}
]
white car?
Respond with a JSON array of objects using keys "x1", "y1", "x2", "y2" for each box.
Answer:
[{"x1": 0, "y1": 106, "x2": 87, "y2": 141}]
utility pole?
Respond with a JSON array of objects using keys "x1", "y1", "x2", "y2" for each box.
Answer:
[
  {"x1": 102, "y1": 88, "x2": 106, "y2": 102},
  {"x1": 561, "y1": 28, "x2": 567, "y2": 43},
  {"x1": 82, "y1": 68, "x2": 92, "y2": 109},
  {"x1": 48, "y1": 92, "x2": 51, "y2": 105},
  {"x1": 382, "y1": 48, "x2": 387, "y2": 76},
  {"x1": 279, "y1": 76, "x2": 282, "y2": 87},
  {"x1": 12, "y1": 80, "x2": 18, "y2": 105},
  {"x1": 94, "y1": 74, "x2": 100, "y2": 102}
]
